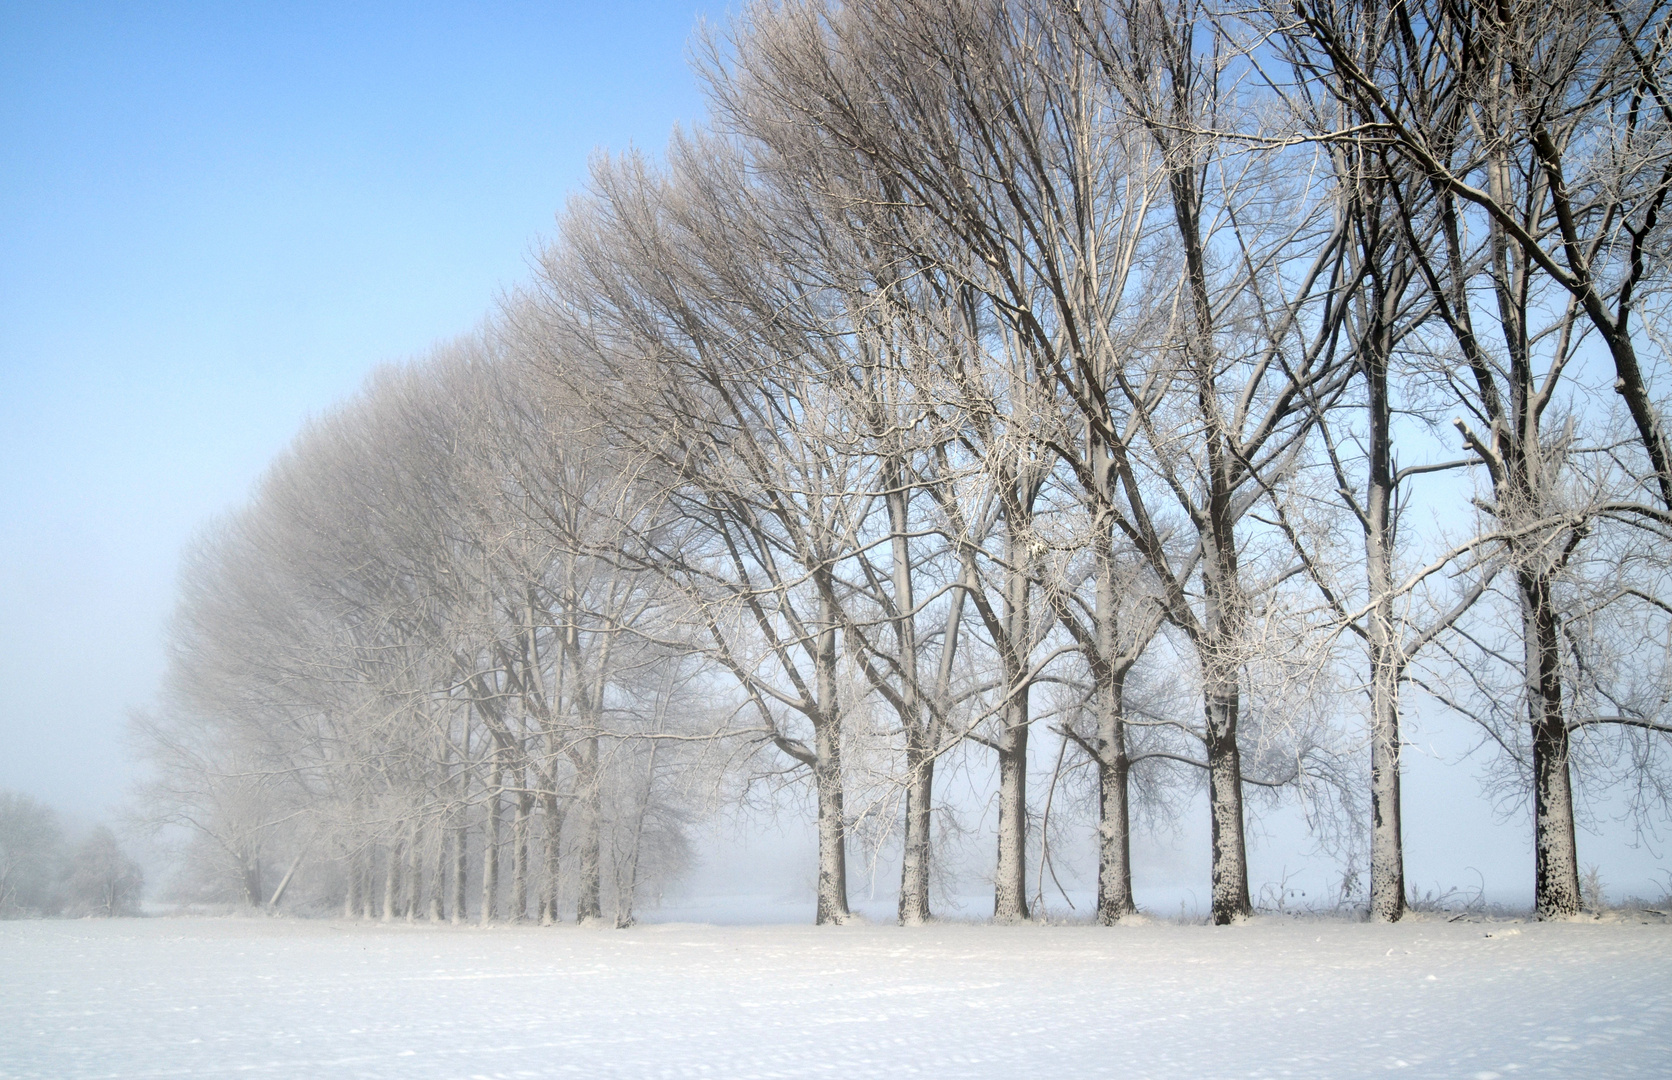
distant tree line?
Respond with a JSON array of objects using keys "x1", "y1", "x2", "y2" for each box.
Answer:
[
  {"x1": 137, "y1": 0, "x2": 1672, "y2": 925},
  {"x1": 0, "y1": 791, "x2": 144, "y2": 918}
]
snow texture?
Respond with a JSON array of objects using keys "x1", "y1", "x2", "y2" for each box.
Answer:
[{"x1": 1, "y1": 915, "x2": 1667, "y2": 1078}]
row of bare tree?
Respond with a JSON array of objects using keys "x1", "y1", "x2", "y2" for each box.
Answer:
[
  {"x1": 139, "y1": 0, "x2": 1672, "y2": 925},
  {"x1": 136, "y1": 353, "x2": 705, "y2": 925}
]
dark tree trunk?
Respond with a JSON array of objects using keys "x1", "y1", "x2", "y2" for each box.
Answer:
[
  {"x1": 541, "y1": 790, "x2": 565, "y2": 925},
  {"x1": 1364, "y1": 318, "x2": 1407, "y2": 923},
  {"x1": 1093, "y1": 529, "x2": 1135, "y2": 923},
  {"x1": 1095, "y1": 673, "x2": 1135, "y2": 923},
  {"x1": 898, "y1": 738, "x2": 934, "y2": 925},
  {"x1": 813, "y1": 715, "x2": 851, "y2": 925},
  {"x1": 886, "y1": 473, "x2": 934, "y2": 927},
  {"x1": 1205, "y1": 684, "x2": 1251, "y2": 924},
  {"x1": 1521, "y1": 570, "x2": 1580, "y2": 916},
  {"x1": 1200, "y1": 518, "x2": 1251, "y2": 926},
  {"x1": 993, "y1": 713, "x2": 1030, "y2": 922},
  {"x1": 992, "y1": 499, "x2": 1035, "y2": 924},
  {"x1": 574, "y1": 737, "x2": 603, "y2": 923},
  {"x1": 813, "y1": 591, "x2": 850, "y2": 926}
]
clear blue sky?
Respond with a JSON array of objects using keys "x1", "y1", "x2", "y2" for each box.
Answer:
[{"x1": 0, "y1": 0, "x2": 723, "y2": 821}]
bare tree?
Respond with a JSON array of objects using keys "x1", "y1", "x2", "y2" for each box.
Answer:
[
  {"x1": 523, "y1": 138, "x2": 910, "y2": 923},
  {"x1": 1280, "y1": 0, "x2": 1672, "y2": 915},
  {"x1": 0, "y1": 792, "x2": 65, "y2": 917}
]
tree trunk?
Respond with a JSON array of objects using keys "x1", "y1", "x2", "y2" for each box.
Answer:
[
  {"x1": 993, "y1": 517, "x2": 1033, "y2": 924},
  {"x1": 574, "y1": 738, "x2": 603, "y2": 923},
  {"x1": 1367, "y1": 636, "x2": 1406, "y2": 922},
  {"x1": 267, "y1": 853, "x2": 303, "y2": 913},
  {"x1": 993, "y1": 714, "x2": 1030, "y2": 922},
  {"x1": 614, "y1": 742, "x2": 659, "y2": 929},
  {"x1": 1093, "y1": 530, "x2": 1135, "y2": 923},
  {"x1": 1522, "y1": 570, "x2": 1580, "y2": 917},
  {"x1": 511, "y1": 783, "x2": 531, "y2": 922},
  {"x1": 405, "y1": 823, "x2": 422, "y2": 922},
  {"x1": 1205, "y1": 683, "x2": 1251, "y2": 924},
  {"x1": 813, "y1": 596, "x2": 850, "y2": 926},
  {"x1": 343, "y1": 854, "x2": 359, "y2": 919},
  {"x1": 887, "y1": 473, "x2": 934, "y2": 927},
  {"x1": 813, "y1": 716, "x2": 851, "y2": 925},
  {"x1": 451, "y1": 819, "x2": 468, "y2": 925},
  {"x1": 902, "y1": 562, "x2": 971, "y2": 926},
  {"x1": 239, "y1": 849, "x2": 263, "y2": 909},
  {"x1": 1096, "y1": 736, "x2": 1133, "y2": 924},
  {"x1": 480, "y1": 756, "x2": 502, "y2": 924},
  {"x1": 1094, "y1": 665, "x2": 1134, "y2": 922},
  {"x1": 429, "y1": 823, "x2": 445, "y2": 922},
  {"x1": 540, "y1": 790, "x2": 565, "y2": 925},
  {"x1": 1365, "y1": 342, "x2": 1407, "y2": 923},
  {"x1": 898, "y1": 739, "x2": 934, "y2": 925},
  {"x1": 360, "y1": 857, "x2": 376, "y2": 920},
  {"x1": 381, "y1": 841, "x2": 400, "y2": 922},
  {"x1": 1201, "y1": 465, "x2": 1251, "y2": 925}
]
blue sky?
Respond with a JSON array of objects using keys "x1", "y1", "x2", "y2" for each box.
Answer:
[{"x1": 0, "y1": 0, "x2": 723, "y2": 821}]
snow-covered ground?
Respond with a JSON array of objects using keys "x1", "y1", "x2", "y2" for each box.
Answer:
[{"x1": 2, "y1": 914, "x2": 1667, "y2": 1079}]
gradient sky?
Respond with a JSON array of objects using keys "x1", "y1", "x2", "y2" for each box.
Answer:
[
  {"x1": 1, "y1": 1, "x2": 1665, "y2": 908},
  {"x1": 0, "y1": 0, "x2": 722, "y2": 820}
]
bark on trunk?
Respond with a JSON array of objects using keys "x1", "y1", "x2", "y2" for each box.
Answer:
[
  {"x1": 993, "y1": 714, "x2": 1030, "y2": 922},
  {"x1": 1095, "y1": 672, "x2": 1135, "y2": 923},
  {"x1": 1093, "y1": 530, "x2": 1135, "y2": 923},
  {"x1": 813, "y1": 717, "x2": 851, "y2": 925},
  {"x1": 886, "y1": 473, "x2": 934, "y2": 927},
  {"x1": 1168, "y1": 112, "x2": 1250, "y2": 926},
  {"x1": 1522, "y1": 570, "x2": 1580, "y2": 917},
  {"x1": 1365, "y1": 344, "x2": 1407, "y2": 923},
  {"x1": 992, "y1": 517, "x2": 1033, "y2": 924},
  {"x1": 1201, "y1": 469, "x2": 1251, "y2": 925},
  {"x1": 574, "y1": 738, "x2": 603, "y2": 923},
  {"x1": 541, "y1": 790, "x2": 565, "y2": 926},
  {"x1": 813, "y1": 597, "x2": 850, "y2": 926},
  {"x1": 882, "y1": 474, "x2": 936, "y2": 929},
  {"x1": 1096, "y1": 740, "x2": 1133, "y2": 923},
  {"x1": 1205, "y1": 685, "x2": 1251, "y2": 924},
  {"x1": 511, "y1": 784, "x2": 531, "y2": 922},
  {"x1": 1367, "y1": 635, "x2": 1406, "y2": 922},
  {"x1": 898, "y1": 739, "x2": 934, "y2": 925}
]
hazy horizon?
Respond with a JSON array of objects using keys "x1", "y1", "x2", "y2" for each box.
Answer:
[{"x1": 1, "y1": 0, "x2": 720, "y2": 820}]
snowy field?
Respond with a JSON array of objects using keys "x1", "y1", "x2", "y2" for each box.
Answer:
[{"x1": 2, "y1": 915, "x2": 1667, "y2": 1079}]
